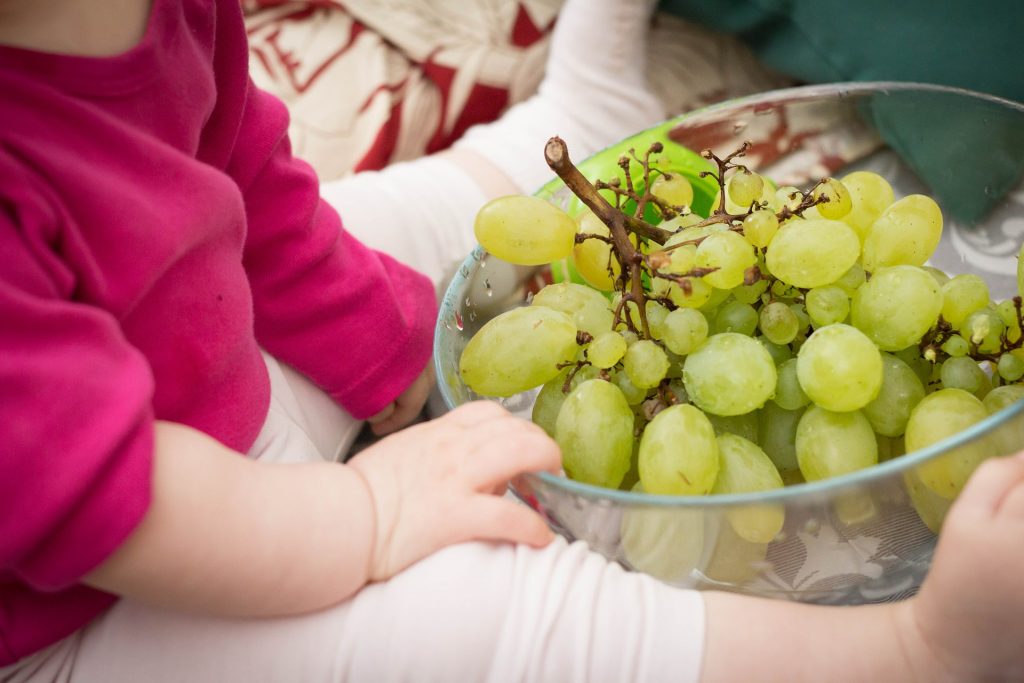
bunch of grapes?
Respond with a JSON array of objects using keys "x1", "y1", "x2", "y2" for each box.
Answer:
[{"x1": 460, "y1": 136, "x2": 1024, "y2": 541}]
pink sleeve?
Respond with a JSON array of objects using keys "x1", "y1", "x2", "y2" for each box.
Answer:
[
  {"x1": 229, "y1": 83, "x2": 437, "y2": 419},
  {"x1": 0, "y1": 210, "x2": 154, "y2": 590}
]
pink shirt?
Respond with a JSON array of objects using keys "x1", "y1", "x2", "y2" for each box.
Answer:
[{"x1": 0, "y1": 0, "x2": 435, "y2": 664}]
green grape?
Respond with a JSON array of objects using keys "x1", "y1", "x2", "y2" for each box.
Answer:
[
  {"x1": 773, "y1": 358, "x2": 810, "y2": 410},
  {"x1": 940, "y1": 356, "x2": 986, "y2": 393},
  {"x1": 861, "y1": 194, "x2": 943, "y2": 272},
  {"x1": 788, "y1": 304, "x2": 811, "y2": 339},
  {"x1": 661, "y1": 308, "x2": 709, "y2": 356},
  {"x1": 940, "y1": 274, "x2": 990, "y2": 328},
  {"x1": 904, "y1": 468, "x2": 953, "y2": 534},
  {"x1": 713, "y1": 300, "x2": 759, "y2": 336},
  {"x1": 655, "y1": 242, "x2": 698, "y2": 276},
  {"x1": 839, "y1": 171, "x2": 895, "y2": 243},
  {"x1": 757, "y1": 336, "x2": 793, "y2": 365},
  {"x1": 1019, "y1": 242, "x2": 1024, "y2": 299},
  {"x1": 765, "y1": 219, "x2": 860, "y2": 288},
  {"x1": 587, "y1": 330, "x2": 627, "y2": 369},
  {"x1": 696, "y1": 231, "x2": 757, "y2": 290},
  {"x1": 727, "y1": 171, "x2": 766, "y2": 208},
  {"x1": 796, "y1": 323, "x2": 883, "y2": 412},
  {"x1": 531, "y1": 373, "x2": 568, "y2": 437},
  {"x1": 650, "y1": 273, "x2": 713, "y2": 309},
  {"x1": 768, "y1": 278, "x2": 796, "y2": 299},
  {"x1": 622, "y1": 339, "x2": 670, "y2": 389},
  {"x1": 659, "y1": 212, "x2": 705, "y2": 233},
  {"x1": 742, "y1": 208, "x2": 779, "y2": 248},
  {"x1": 759, "y1": 301, "x2": 800, "y2": 345},
  {"x1": 529, "y1": 363, "x2": 600, "y2": 437},
  {"x1": 619, "y1": 329, "x2": 640, "y2": 347},
  {"x1": 699, "y1": 285, "x2": 733, "y2": 313},
  {"x1": 774, "y1": 185, "x2": 803, "y2": 212},
  {"x1": 621, "y1": 494, "x2": 705, "y2": 583},
  {"x1": 475, "y1": 194, "x2": 576, "y2": 265},
  {"x1": 995, "y1": 299, "x2": 1023, "y2": 343},
  {"x1": 924, "y1": 266, "x2": 951, "y2": 288},
  {"x1": 702, "y1": 519, "x2": 770, "y2": 585},
  {"x1": 876, "y1": 433, "x2": 906, "y2": 462},
  {"x1": 959, "y1": 309, "x2": 1004, "y2": 353},
  {"x1": 812, "y1": 178, "x2": 852, "y2": 219},
  {"x1": 795, "y1": 406, "x2": 878, "y2": 481},
  {"x1": 712, "y1": 434, "x2": 785, "y2": 543},
  {"x1": 613, "y1": 369, "x2": 648, "y2": 405},
  {"x1": 906, "y1": 388, "x2": 990, "y2": 499},
  {"x1": 556, "y1": 379, "x2": 635, "y2": 489},
  {"x1": 732, "y1": 278, "x2": 769, "y2": 305},
  {"x1": 832, "y1": 263, "x2": 866, "y2": 296},
  {"x1": 851, "y1": 266, "x2": 943, "y2": 351},
  {"x1": 894, "y1": 345, "x2": 934, "y2": 386},
  {"x1": 941, "y1": 334, "x2": 969, "y2": 357},
  {"x1": 650, "y1": 172, "x2": 695, "y2": 209},
  {"x1": 645, "y1": 300, "x2": 671, "y2": 340},
  {"x1": 983, "y1": 384, "x2": 1024, "y2": 413},
  {"x1": 532, "y1": 282, "x2": 614, "y2": 335},
  {"x1": 706, "y1": 411, "x2": 760, "y2": 443},
  {"x1": 805, "y1": 286, "x2": 850, "y2": 328},
  {"x1": 638, "y1": 403, "x2": 720, "y2": 495},
  {"x1": 833, "y1": 489, "x2": 878, "y2": 527},
  {"x1": 460, "y1": 305, "x2": 577, "y2": 396},
  {"x1": 997, "y1": 353, "x2": 1024, "y2": 382},
  {"x1": 683, "y1": 332, "x2": 777, "y2": 416},
  {"x1": 758, "y1": 403, "x2": 804, "y2": 474},
  {"x1": 572, "y1": 211, "x2": 619, "y2": 291},
  {"x1": 862, "y1": 353, "x2": 926, "y2": 437}
]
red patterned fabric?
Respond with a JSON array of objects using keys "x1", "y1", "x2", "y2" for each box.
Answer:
[{"x1": 244, "y1": 1, "x2": 559, "y2": 180}]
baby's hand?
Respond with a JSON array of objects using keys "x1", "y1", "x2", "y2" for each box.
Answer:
[
  {"x1": 347, "y1": 401, "x2": 562, "y2": 581},
  {"x1": 903, "y1": 452, "x2": 1024, "y2": 682},
  {"x1": 367, "y1": 364, "x2": 435, "y2": 436}
]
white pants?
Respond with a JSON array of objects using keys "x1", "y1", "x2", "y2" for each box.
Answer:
[{"x1": 3, "y1": 356, "x2": 705, "y2": 683}]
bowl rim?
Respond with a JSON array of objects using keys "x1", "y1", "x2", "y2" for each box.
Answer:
[{"x1": 435, "y1": 80, "x2": 1024, "y2": 508}]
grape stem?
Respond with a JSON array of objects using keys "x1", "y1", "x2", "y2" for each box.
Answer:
[{"x1": 545, "y1": 136, "x2": 655, "y2": 338}]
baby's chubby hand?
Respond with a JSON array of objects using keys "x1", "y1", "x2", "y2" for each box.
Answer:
[
  {"x1": 367, "y1": 364, "x2": 435, "y2": 436},
  {"x1": 900, "y1": 452, "x2": 1024, "y2": 683},
  {"x1": 347, "y1": 401, "x2": 562, "y2": 582}
]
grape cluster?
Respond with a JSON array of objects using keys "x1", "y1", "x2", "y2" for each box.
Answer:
[{"x1": 459, "y1": 137, "x2": 1024, "y2": 541}]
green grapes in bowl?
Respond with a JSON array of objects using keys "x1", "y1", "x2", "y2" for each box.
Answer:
[{"x1": 434, "y1": 82, "x2": 1024, "y2": 604}]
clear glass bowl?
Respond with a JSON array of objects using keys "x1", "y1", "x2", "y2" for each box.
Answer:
[{"x1": 434, "y1": 82, "x2": 1024, "y2": 604}]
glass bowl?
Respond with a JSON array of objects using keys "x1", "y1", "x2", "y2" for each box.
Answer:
[{"x1": 434, "y1": 82, "x2": 1024, "y2": 604}]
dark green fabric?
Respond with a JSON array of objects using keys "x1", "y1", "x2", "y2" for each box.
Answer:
[
  {"x1": 658, "y1": 0, "x2": 1024, "y2": 223},
  {"x1": 658, "y1": 0, "x2": 1024, "y2": 103}
]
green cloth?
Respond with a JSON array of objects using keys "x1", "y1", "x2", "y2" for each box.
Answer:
[
  {"x1": 658, "y1": 0, "x2": 1024, "y2": 103},
  {"x1": 659, "y1": 0, "x2": 1024, "y2": 223}
]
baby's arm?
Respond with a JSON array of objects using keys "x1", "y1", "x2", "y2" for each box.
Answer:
[
  {"x1": 700, "y1": 453, "x2": 1024, "y2": 683},
  {"x1": 84, "y1": 403, "x2": 560, "y2": 615}
]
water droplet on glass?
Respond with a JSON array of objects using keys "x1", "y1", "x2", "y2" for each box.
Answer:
[
  {"x1": 802, "y1": 518, "x2": 821, "y2": 535},
  {"x1": 453, "y1": 311, "x2": 464, "y2": 331},
  {"x1": 732, "y1": 120, "x2": 749, "y2": 133},
  {"x1": 468, "y1": 310, "x2": 477, "y2": 322},
  {"x1": 479, "y1": 259, "x2": 486, "y2": 268},
  {"x1": 485, "y1": 278, "x2": 493, "y2": 297}
]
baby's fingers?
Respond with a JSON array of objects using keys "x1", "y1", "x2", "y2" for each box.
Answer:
[
  {"x1": 467, "y1": 422, "x2": 562, "y2": 488},
  {"x1": 461, "y1": 496, "x2": 555, "y2": 548},
  {"x1": 954, "y1": 452, "x2": 1024, "y2": 517}
]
